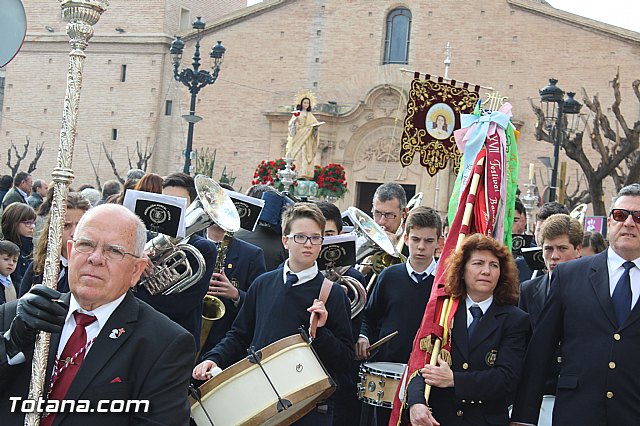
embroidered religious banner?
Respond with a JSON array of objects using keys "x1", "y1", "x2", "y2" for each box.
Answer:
[{"x1": 400, "y1": 73, "x2": 480, "y2": 176}]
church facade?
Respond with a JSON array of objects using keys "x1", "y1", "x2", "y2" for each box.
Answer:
[{"x1": 2, "y1": 0, "x2": 639, "y2": 214}]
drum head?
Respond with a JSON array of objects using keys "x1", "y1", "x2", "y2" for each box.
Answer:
[
  {"x1": 0, "y1": 0, "x2": 27, "y2": 67},
  {"x1": 361, "y1": 362, "x2": 406, "y2": 378}
]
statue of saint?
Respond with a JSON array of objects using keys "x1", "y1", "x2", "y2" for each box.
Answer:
[{"x1": 285, "y1": 95, "x2": 324, "y2": 179}]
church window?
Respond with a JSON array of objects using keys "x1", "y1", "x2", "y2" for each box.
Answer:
[{"x1": 383, "y1": 8, "x2": 412, "y2": 64}]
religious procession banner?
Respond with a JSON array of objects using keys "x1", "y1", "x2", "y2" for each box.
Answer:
[{"x1": 400, "y1": 72, "x2": 480, "y2": 176}]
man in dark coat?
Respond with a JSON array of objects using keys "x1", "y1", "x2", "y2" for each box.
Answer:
[
  {"x1": 0, "y1": 204, "x2": 194, "y2": 425},
  {"x1": 511, "y1": 184, "x2": 640, "y2": 426}
]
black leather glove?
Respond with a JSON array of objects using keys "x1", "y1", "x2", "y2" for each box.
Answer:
[{"x1": 5, "y1": 285, "x2": 68, "y2": 358}]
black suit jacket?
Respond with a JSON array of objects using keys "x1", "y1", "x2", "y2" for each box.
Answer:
[
  {"x1": 519, "y1": 273, "x2": 560, "y2": 395},
  {"x1": 408, "y1": 302, "x2": 529, "y2": 426},
  {"x1": 512, "y1": 251, "x2": 640, "y2": 425},
  {"x1": 519, "y1": 274, "x2": 549, "y2": 328},
  {"x1": 199, "y1": 237, "x2": 266, "y2": 357},
  {"x1": 0, "y1": 291, "x2": 195, "y2": 425}
]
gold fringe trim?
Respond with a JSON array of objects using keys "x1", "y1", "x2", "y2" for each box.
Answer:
[{"x1": 395, "y1": 369, "x2": 423, "y2": 426}]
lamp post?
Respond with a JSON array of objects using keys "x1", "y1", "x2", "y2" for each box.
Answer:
[
  {"x1": 170, "y1": 17, "x2": 226, "y2": 174},
  {"x1": 538, "y1": 79, "x2": 582, "y2": 202}
]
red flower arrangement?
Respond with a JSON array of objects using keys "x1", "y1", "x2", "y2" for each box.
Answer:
[
  {"x1": 316, "y1": 163, "x2": 348, "y2": 199},
  {"x1": 252, "y1": 158, "x2": 296, "y2": 191}
]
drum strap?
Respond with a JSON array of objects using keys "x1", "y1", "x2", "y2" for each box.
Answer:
[{"x1": 309, "y1": 278, "x2": 333, "y2": 339}]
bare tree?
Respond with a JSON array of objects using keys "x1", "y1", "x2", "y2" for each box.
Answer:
[
  {"x1": 86, "y1": 144, "x2": 102, "y2": 189},
  {"x1": 6, "y1": 137, "x2": 45, "y2": 175},
  {"x1": 530, "y1": 70, "x2": 640, "y2": 215},
  {"x1": 102, "y1": 141, "x2": 154, "y2": 183},
  {"x1": 126, "y1": 140, "x2": 155, "y2": 171},
  {"x1": 102, "y1": 142, "x2": 125, "y2": 184}
]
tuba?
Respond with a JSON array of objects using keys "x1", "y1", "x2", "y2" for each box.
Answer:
[
  {"x1": 348, "y1": 207, "x2": 403, "y2": 291},
  {"x1": 324, "y1": 265, "x2": 368, "y2": 319},
  {"x1": 139, "y1": 175, "x2": 241, "y2": 295}
]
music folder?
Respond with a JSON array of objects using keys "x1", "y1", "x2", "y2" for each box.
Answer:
[
  {"x1": 317, "y1": 234, "x2": 357, "y2": 270},
  {"x1": 341, "y1": 210, "x2": 355, "y2": 233},
  {"x1": 224, "y1": 190, "x2": 265, "y2": 232},
  {"x1": 123, "y1": 190, "x2": 187, "y2": 238},
  {"x1": 521, "y1": 247, "x2": 546, "y2": 272},
  {"x1": 511, "y1": 234, "x2": 534, "y2": 256}
]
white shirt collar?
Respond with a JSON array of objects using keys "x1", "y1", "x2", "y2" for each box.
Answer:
[
  {"x1": 406, "y1": 257, "x2": 437, "y2": 280},
  {"x1": 66, "y1": 292, "x2": 127, "y2": 331},
  {"x1": 60, "y1": 256, "x2": 68, "y2": 268},
  {"x1": 16, "y1": 187, "x2": 28, "y2": 200},
  {"x1": 465, "y1": 294, "x2": 493, "y2": 314},
  {"x1": 0, "y1": 274, "x2": 11, "y2": 288},
  {"x1": 283, "y1": 261, "x2": 319, "y2": 287},
  {"x1": 607, "y1": 247, "x2": 640, "y2": 272}
]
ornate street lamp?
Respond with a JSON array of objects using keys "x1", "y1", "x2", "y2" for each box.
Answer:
[
  {"x1": 539, "y1": 79, "x2": 582, "y2": 202},
  {"x1": 170, "y1": 17, "x2": 226, "y2": 174}
]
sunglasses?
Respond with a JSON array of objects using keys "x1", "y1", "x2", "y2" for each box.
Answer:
[{"x1": 610, "y1": 209, "x2": 640, "y2": 224}]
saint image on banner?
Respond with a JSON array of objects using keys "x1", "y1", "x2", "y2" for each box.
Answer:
[
  {"x1": 426, "y1": 103, "x2": 455, "y2": 140},
  {"x1": 400, "y1": 74, "x2": 480, "y2": 176}
]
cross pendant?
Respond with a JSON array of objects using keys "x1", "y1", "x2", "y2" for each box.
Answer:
[{"x1": 63, "y1": 357, "x2": 73, "y2": 368}]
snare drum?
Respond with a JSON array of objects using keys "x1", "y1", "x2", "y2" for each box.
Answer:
[
  {"x1": 358, "y1": 362, "x2": 405, "y2": 408},
  {"x1": 190, "y1": 334, "x2": 335, "y2": 426}
]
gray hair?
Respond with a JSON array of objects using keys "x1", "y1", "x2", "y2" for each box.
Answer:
[
  {"x1": 77, "y1": 204, "x2": 147, "y2": 257},
  {"x1": 612, "y1": 183, "x2": 640, "y2": 211},
  {"x1": 373, "y1": 183, "x2": 407, "y2": 210}
]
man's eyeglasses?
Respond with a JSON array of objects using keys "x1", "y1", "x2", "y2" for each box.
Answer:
[
  {"x1": 20, "y1": 220, "x2": 36, "y2": 228},
  {"x1": 371, "y1": 210, "x2": 399, "y2": 220},
  {"x1": 610, "y1": 208, "x2": 640, "y2": 224},
  {"x1": 72, "y1": 238, "x2": 140, "y2": 261},
  {"x1": 286, "y1": 234, "x2": 324, "y2": 245}
]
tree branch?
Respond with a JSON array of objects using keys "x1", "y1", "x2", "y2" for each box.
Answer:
[
  {"x1": 86, "y1": 144, "x2": 102, "y2": 189},
  {"x1": 102, "y1": 142, "x2": 124, "y2": 184}
]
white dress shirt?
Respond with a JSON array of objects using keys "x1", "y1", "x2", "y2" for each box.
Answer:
[
  {"x1": 465, "y1": 295, "x2": 493, "y2": 327},
  {"x1": 406, "y1": 258, "x2": 437, "y2": 283}
]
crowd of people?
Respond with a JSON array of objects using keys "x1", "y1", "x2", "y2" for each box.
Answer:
[{"x1": 0, "y1": 168, "x2": 637, "y2": 426}]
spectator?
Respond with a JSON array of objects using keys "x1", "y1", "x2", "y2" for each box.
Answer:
[
  {"x1": 2, "y1": 172, "x2": 32, "y2": 209},
  {"x1": 80, "y1": 187, "x2": 101, "y2": 207},
  {"x1": 0, "y1": 203, "x2": 37, "y2": 285},
  {"x1": 582, "y1": 231, "x2": 608, "y2": 256},
  {"x1": 27, "y1": 180, "x2": 48, "y2": 210},
  {"x1": 97, "y1": 179, "x2": 122, "y2": 205},
  {"x1": 0, "y1": 175, "x2": 13, "y2": 203},
  {"x1": 134, "y1": 173, "x2": 164, "y2": 194}
]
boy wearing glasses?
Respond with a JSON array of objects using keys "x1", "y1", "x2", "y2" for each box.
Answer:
[
  {"x1": 194, "y1": 203, "x2": 354, "y2": 425},
  {"x1": 512, "y1": 183, "x2": 640, "y2": 426}
]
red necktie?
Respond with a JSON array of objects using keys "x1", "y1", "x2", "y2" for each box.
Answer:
[{"x1": 41, "y1": 312, "x2": 97, "y2": 426}]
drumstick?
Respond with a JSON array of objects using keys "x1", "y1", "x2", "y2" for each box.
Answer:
[
  {"x1": 369, "y1": 331, "x2": 399, "y2": 351},
  {"x1": 206, "y1": 366, "x2": 222, "y2": 378}
]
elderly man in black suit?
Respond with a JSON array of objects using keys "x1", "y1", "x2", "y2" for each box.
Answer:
[
  {"x1": 511, "y1": 183, "x2": 640, "y2": 426},
  {"x1": 0, "y1": 204, "x2": 195, "y2": 425}
]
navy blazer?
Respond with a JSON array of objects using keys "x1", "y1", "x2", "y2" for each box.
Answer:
[
  {"x1": 512, "y1": 251, "x2": 640, "y2": 425},
  {"x1": 519, "y1": 273, "x2": 549, "y2": 328},
  {"x1": 0, "y1": 291, "x2": 195, "y2": 426},
  {"x1": 199, "y1": 237, "x2": 266, "y2": 357},
  {"x1": 408, "y1": 301, "x2": 529, "y2": 426}
]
